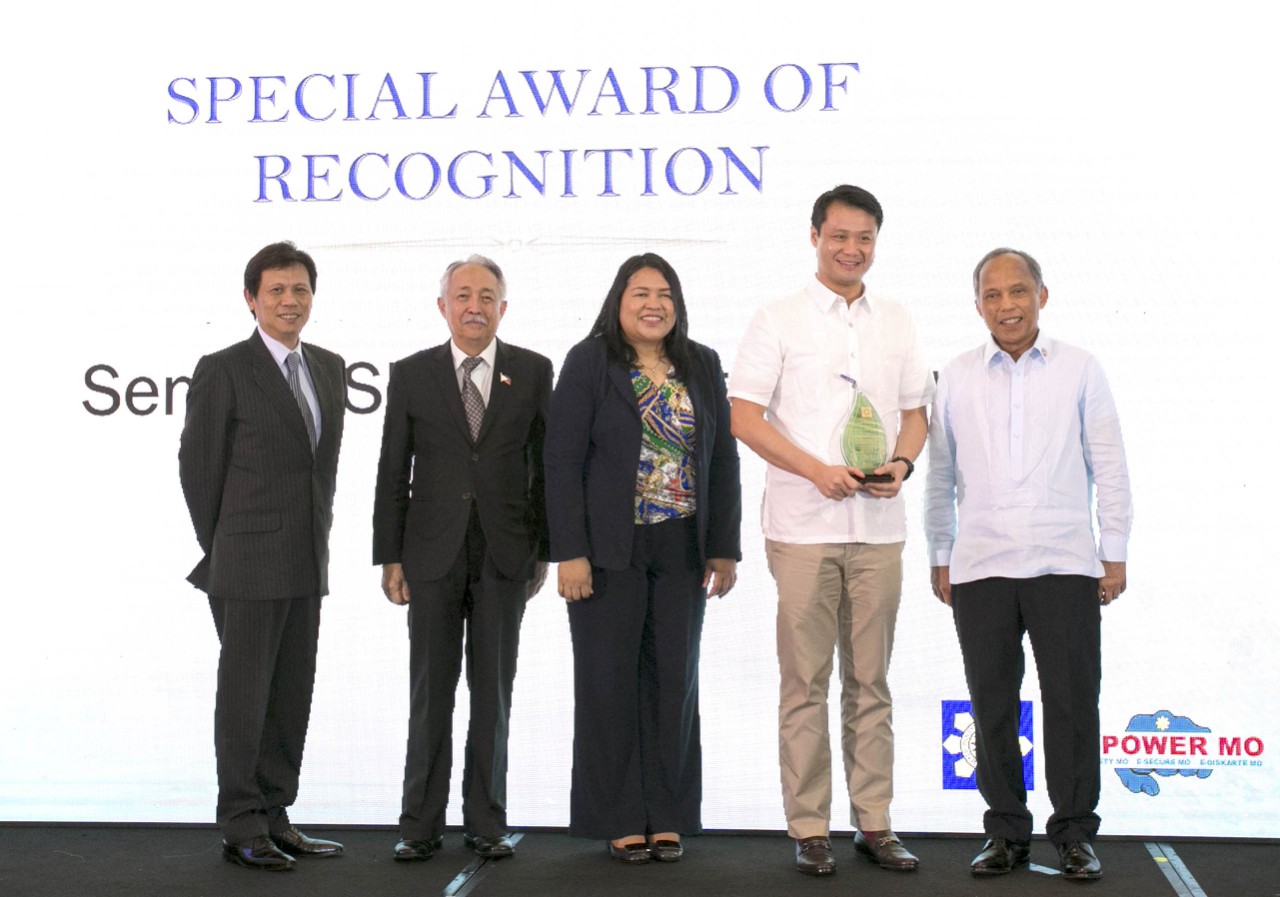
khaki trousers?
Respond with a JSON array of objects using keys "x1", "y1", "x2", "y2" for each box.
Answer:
[{"x1": 766, "y1": 539, "x2": 903, "y2": 837}]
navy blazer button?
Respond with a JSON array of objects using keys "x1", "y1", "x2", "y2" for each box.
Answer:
[{"x1": 471, "y1": 453, "x2": 480, "y2": 462}]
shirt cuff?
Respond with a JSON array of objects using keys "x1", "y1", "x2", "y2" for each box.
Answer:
[
  {"x1": 1098, "y1": 534, "x2": 1128, "y2": 563},
  {"x1": 928, "y1": 544, "x2": 952, "y2": 567}
]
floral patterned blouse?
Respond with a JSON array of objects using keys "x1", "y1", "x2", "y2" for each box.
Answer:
[{"x1": 631, "y1": 368, "x2": 697, "y2": 523}]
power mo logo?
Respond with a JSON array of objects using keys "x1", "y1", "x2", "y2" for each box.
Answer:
[{"x1": 1105, "y1": 709, "x2": 1266, "y2": 796}]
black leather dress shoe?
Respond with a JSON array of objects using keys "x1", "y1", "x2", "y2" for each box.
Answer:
[
  {"x1": 271, "y1": 826, "x2": 343, "y2": 857},
  {"x1": 970, "y1": 837, "x2": 1031, "y2": 876},
  {"x1": 1058, "y1": 840, "x2": 1102, "y2": 880},
  {"x1": 794, "y1": 836, "x2": 836, "y2": 875},
  {"x1": 649, "y1": 839, "x2": 684, "y2": 862},
  {"x1": 607, "y1": 840, "x2": 652, "y2": 864},
  {"x1": 394, "y1": 836, "x2": 444, "y2": 861},
  {"x1": 464, "y1": 832, "x2": 515, "y2": 858},
  {"x1": 854, "y1": 830, "x2": 919, "y2": 871},
  {"x1": 222, "y1": 835, "x2": 296, "y2": 871}
]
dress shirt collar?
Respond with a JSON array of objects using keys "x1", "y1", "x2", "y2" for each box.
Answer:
[
  {"x1": 257, "y1": 325, "x2": 306, "y2": 371},
  {"x1": 983, "y1": 331, "x2": 1054, "y2": 367},
  {"x1": 806, "y1": 274, "x2": 877, "y2": 317},
  {"x1": 450, "y1": 336, "x2": 498, "y2": 373}
]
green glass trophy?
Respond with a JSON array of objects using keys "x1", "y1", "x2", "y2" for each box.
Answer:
[{"x1": 840, "y1": 376, "x2": 891, "y2": 483}]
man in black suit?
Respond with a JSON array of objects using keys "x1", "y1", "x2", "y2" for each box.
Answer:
[
  {"x1": 180, "y1": 241, "x2": 347, "y2": 871},
  {"x1": 373, "y1": 254, "x2": 552, "y2": 862}
]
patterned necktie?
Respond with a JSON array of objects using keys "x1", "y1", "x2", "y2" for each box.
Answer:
[
  {"x1": 285, "y1": 352, "x2": 318, "y2": 451},
  {"x1": 461, "y1": 356, "x2": 485, "y2": 441}
]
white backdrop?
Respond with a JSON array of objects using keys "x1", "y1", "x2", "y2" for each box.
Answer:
[{"x1": 2, "y1": 1, "x2": 1276, "y2": 838}]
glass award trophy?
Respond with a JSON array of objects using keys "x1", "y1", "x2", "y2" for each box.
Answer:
[{"x1": 840, "y1": 376, "x2": 891, "y2": 483}]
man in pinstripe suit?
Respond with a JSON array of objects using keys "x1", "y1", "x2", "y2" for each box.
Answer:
[{"x1": 180, "y1": 241, "x2": 347, "y2": 871}]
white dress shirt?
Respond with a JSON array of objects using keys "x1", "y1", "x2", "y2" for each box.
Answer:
[
  {"x1": 258, "y1": 325, "x2": 322, "y2": 441},
  {"x1": 450, "y1": 338, "x2": 498, "y2": 404},
  {"x1": 729, "y1": 277, "x2": 935, "y2": 544},
  {"x1": 924, "y1": 333, "x2": 1132, "y2": 584}
]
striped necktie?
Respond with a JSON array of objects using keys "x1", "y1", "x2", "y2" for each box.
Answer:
[{"x1": 285, "y1": 352, "x2": 318, "y2": 451}]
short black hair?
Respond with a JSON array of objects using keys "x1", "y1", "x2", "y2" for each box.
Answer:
[
  {"x1": 244, "y1": 241, "x2": 317, "y2": 296},
  {"x1": 972, "y1": 247, "x2": 1044, "y2": 296},
  {"x1": 811, "y1": 185, "x2": 884, "y2": 232},
  {"x1": 587, "y1": 253, "x2": 694, "y2": 380}
]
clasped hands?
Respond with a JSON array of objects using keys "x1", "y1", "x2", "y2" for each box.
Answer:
[{"x1": 812, "y1": 460, "x2": 907, "y2": 500}]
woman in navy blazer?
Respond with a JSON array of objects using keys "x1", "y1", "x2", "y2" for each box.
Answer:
[{"x1": 545, "y1": 253, "x2": 742, "y2": 864}]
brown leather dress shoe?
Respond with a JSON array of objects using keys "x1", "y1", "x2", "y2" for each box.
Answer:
[
  {"x1": 794, "y1": 836, "x2": 836, "y2": 875},
  {"x1": 464, "y1": 832, "x2": 515, "y2": 858},
  {"x1": 1057, "y1": 840, "x2": 1102, "y2": 880},
  {"x1": 394, "y1": 836, "x2": 444, "y2": 861},
  {"x1": 970, "y1": 837, "x2": 1031, "y2": 875},
  {"x1": 222, "y1": 834, "x2": 296, "y2": 871},
  {"x1": 271, "y1": 826, "x2": 343, "y2": 857},
  {"x1": 854, "y1": 830, "x2": 919, "y2": 870}
]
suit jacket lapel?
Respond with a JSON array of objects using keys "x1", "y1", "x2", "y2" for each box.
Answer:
[
  {"x1": 608, "y1": 362, "x2": 641, "y2": 420},
  {"x1": 303, "y1": 344, "x2": 341, "y2": 459},
  {"x1": 689, "y1": 357, "x2": 712, "y2": 462},
  {"x1": 249, "y1": 331, "x2": 312, "y2": 452},
  {"x1": 477, "y1": 340, "x2": 512, "y2": 444}
]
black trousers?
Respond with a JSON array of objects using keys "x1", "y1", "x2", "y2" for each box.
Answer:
[
  {"x1": 567, "y1": 516, "x2": 706, "y2": 839},
  {"x1": 208, "y1": 594, "x2": 321, "y2": 843},
  {"x1": 399, "y1": 507, "x2": 529, "y2": 840},
  {"x1": 952, "y1": 574, "x2": 1101, "y2": 845}
]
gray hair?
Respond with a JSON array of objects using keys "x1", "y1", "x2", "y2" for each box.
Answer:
[
  {"x1": 440, "y1": 254, "x2": 507, "y2": 302},
  {"x1": 972, "y1": 247, "x2": 1044, "y2": 296}
]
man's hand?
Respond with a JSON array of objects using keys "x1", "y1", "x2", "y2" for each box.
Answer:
[
  {"x1": 703, "y1": 558, "x2": 738, "y2": 598},
  {"x1": 382, "y1": 562, "x2": 410, "y2": 605},
  {"x1": 860, "y1": 458, "x2": 911, "y2": 499},
  {"x1": 558, "y1": 557, "x2": 593, "y2": 602},
  {"x1": 1099, "y1": 561, "x2": 1127, "y2": 605},
  {"x1": 812, "y1": 464, "x2": 864, "y2": 500},
  {"x1": 930, "y1": 565, "x2": 952, "y2": 606}
]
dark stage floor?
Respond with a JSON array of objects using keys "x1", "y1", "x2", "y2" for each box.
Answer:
[{"x1": 1, "y1": 826, "x2": 1276, "y2": 897}]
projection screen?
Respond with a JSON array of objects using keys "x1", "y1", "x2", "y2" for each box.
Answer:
[{"x1": 2, "y1": 0, "x2": 1275, "y2": 839}]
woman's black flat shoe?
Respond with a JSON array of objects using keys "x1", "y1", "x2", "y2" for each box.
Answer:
[
  {"x1": 649, "y1": 839, "x2": 684, "y2": 862},
  {"x1": 607, "y1": 841, "x2": 653, "y2": 864}
]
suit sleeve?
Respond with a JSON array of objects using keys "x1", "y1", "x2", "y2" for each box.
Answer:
[
  {"x1": 527, "y1": 355, "x2": 553, "y2": 561},
  {"x1": 703, "y1": 347, "x2": 742, "y2": 561},
  {"x1": 178, "y1": 353, "x2": 234, "y2": 555},
  {"x1": 372, "y1": 359, "x2": 413, "y2": 565},
  {"x1": 544, "y1": 343, "x2": 597, "y2": 561}
]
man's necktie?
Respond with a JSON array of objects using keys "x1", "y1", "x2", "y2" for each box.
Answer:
[
  {"x1": 461, "y1": 356, "x2": 485, "y2": 441},
  {"x1": 285, "y1": 352, "x2": 318, "y2": 451}
]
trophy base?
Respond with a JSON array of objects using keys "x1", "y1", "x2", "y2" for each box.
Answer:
[{"x1": 853, "y1": 472, "x2": 893, "y2": 484}]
